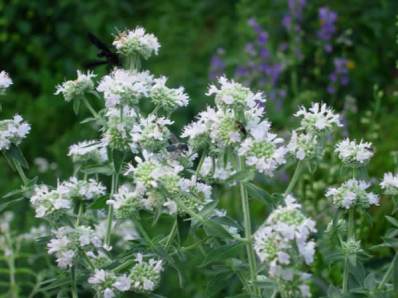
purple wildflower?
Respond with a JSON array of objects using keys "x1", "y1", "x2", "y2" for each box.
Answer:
[
  {"x1": 282, "y1": 0, "x2": 307, "y2": 32},
  {"x1": 327, "y1": 58, "x2": 349, "y2": 94},
  {"x1": 317, "y1": 7, "x2": 338, "y2": 52},
  {"x1": 209, "y1": 48, "x2": 225, "y2": 80}
]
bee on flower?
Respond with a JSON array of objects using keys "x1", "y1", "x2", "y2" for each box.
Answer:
[{"x1": 113, "y1": 27, "x2": 160, "y2": 60}]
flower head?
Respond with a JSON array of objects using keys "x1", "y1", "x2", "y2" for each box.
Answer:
[
  {"x1": 0, "y1": 115, "x2": 31, "y2": 151},
  {"x1": 294, "y1": 102, "x2": 342, "y2": 133},
  {"x1": 55, "y1": 70, "x2": 95, "y2": 102},
  {"x1": 68, "y1": 140, "x2": 108, "y2": 164},
  {"x1": 0, "y1": 70, "x2": 12, "y2": 94},
  {"x1": 150, "y1": 76, "x2": 189, "y2": 113},
  {"x1": 326, "y1": 179, "x2": 379, "y2": 209},
  {"x1": 380, "y1": 172, "x2": 398, "y2": 195},
  {"x1": 207, "y1": 76, "x2": 266, "y2": 112},
  {"x1": 113, "y1": 27, "x2": 160, "y2": 59},
  {"x1": 287, "y1": 131, "x2": 319, "y2": 160},
  {"x1": 335, "y1": 138, "x2": 373, "y2": 166},
  {"x1": 97, "y1": 69, "x2": 153, "y2": 108},
  {"x1": 129, "y1": 253, "x2": 163, "y2": 293}
]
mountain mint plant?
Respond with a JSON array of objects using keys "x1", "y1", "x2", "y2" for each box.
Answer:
[{"x1": 1, "y1": 25, "x2": 397, "y2": 298}]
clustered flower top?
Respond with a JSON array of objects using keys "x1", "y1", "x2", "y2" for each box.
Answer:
[
  {"x1": 326, "y1": 179, "x2": 379, "y2": 209},
  {"x1": 113, "y1": 27, "x2": 160, "y2": 59},
  {"x1": 0, "y1": 114, "x2": 31, "y2": 151},
  {"x1": 254, "y1": 195, "x2": 316, "y2": 298},
  {"x1": 294, "y1": 102, "x2": 342, "y2": 133},
  {"x1": 335, "y1": 138, "x2": 373, "y2": 166},
  {"x1": 380, "y1": 172, "x2": 398, "y2": 196},
  {"x1": 55, "y1": 70, "x2": 96, "y2": 102},
  {"x1": 0, "y1": 70, "x2": 12, "y2": 94}
]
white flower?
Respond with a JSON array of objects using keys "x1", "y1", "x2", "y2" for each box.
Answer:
[
  {"x1": 254, "y1": 195, "x2": 316, "y2": 294},
  {"x1": 0, "y1": 115, "x2": 31, "y2": 151},
  {"x1": 131, "y1": 115, "x2": 173, "y2": 152},
  {"x1": 31, "y1": 185, "x2": 71, "y2": 218},
  {"x1": 326, "y1": 179, "x2": 379, "y2": 209},
  {"x1": 113, "y1": 275, "x2": 131, "y2": 292},
  {"x1": 150, "y1": 76, "x2": 189, "y2": 112},
  {"x1": 380, "y1": 172, "x2": 398, "y2": 195},
  {"x1": 335, "y1": 138, "x2": 373, "y2": 165},
  {"x1": 294, "y1": 102, "x2": 342, "y2": 133},
  {"x1": 68, "y1": 140, "x2": 108, "y2": 163},
  {"x1": 113, "y1": 27, "x2": 160, "y2": 59},
  {"x1": 287, "y1": 130, "x2": 319, "y2": 160},
  {"x1": 97, "y1": 69, "x2": 153, "y2": 108},
  {"x1": 58, "y1": 177, "x2": 106, "y2": 201},
  {"x1": 55, "y1": 70, "x2": 95, "y2": 102},
  {"x1": 0, "y1": 70, "x2": 12, "y2": 93},
  {"x1": 130, "y1": 254, "x2": 163, "y2": 293},
  {"x1": 238, "y1": 120, "x2": 286, "y2": 176},
  {"x1": 207, "y1": 76, "x2": 266, "y2": 112}
]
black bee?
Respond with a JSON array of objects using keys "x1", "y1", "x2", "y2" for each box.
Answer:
[
  {"x1": 235, "y1": 121, "x2": 247, "y2": 136},
  {"x1": 85, "y1": 33, "x2": 121, "y2": 69},
  {"x1": 167, "y1": 134, "x2": 189, "y2": 153},
  {"x1": 167, "y1": 143, "x2": 189, "y2": 153}
]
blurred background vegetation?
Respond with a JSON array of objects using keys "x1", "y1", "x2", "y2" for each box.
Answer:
[{"x1": 1, "y1": 0, "x2": 398, "y2": 295}]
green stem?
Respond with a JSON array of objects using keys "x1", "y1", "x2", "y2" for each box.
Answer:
[
  {"x1": 195, "y1": 151, "x2": 207, "y2": 177},
  {"x1": 105, "y1": 173, "x2": 118, "y2": 248},
  {"x1": 165, "y1": 218, "x2": 178, "y2": 248},
  {"x1": 5, "y1": 233, "x2": 18, "y2": 298},
  {"x1": 14, "y1": 161, "x2": 28, "y2": 186},
  {"x1": 71, "y1": 267, "x2": 78, "y2": 298},
  {"x1": 82, "y1": 97, "x2": 100, "y2": 119},
  {"x1": 238, "y1": 157, "x2": 259, "y2": 297},
  {"x1": 284, "y1": 161, "x2": 302, "y2": 196},
  {"x1": 378, "y1": 253, "x2": 398, "y2": 290},
  {"x1": 343, "y1": 209, "x2": 355, "y2": 293},
  {"x1": 75, "y1": 202, "x2": 84, "y2": 226}
]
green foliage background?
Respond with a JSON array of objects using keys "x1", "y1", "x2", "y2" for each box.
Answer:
[{"x1": 1, "y1": 0, "x2": 398, "y2": 296}]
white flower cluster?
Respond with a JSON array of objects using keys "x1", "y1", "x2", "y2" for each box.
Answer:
[
  {"x1": 55, "y1": 70, "x2": 95, "y2": 102},
  {"x1": 122, "y1": 155, "x2": 213, "y2": 215},
  {"x1": 31, "y1": 178, "x2": 105, "y2": 217},
  {"x1": 295, "y1": 102, "x2": 342, "y2": 133},
  {"x1": 287, "y1": 131, "x2": 319, "y2": 160},
  {"x1": 131, "y1": 115, "x2": 173, "y2": 153},
  {"x1": 380, "y1": 172, "x2": 398, "y2": 195},
  {"x1": 254, "y1": 195, "x2": 316, "y2": 297},
  {"x1": 182, "y1": 77, "x2": 286, "y2": 175},
  {"x1": 97, "y1": 69, "x2": 154, "y2": 108},
  {"x1": 199, "y1": 156, "x2": 236, "y2": 181},
  {"x1": 102, "y1": 106, "x2": 138, "y2": 150},
  {"x1": 113, "y1": 27, "x2": 160, "y2": 59},
  {"x1": 326, "y1": 179, "x2": 379, "y2": 209},
  {"x1": 88, "y1": 253, "x2": 163, "y2": 297},
  {"x1": 68, "y1": 140, "x2": 108, "y2": 164},
  {"x1": 129, "y1": 253, "x2": 163, "y2": 293},
  {"x1": 150, "y1": 77, "x2": 189, "y2": 112},
  {"x1": 238, "y1": 119, "x2": 287, "y2": 176},
  {"x1": 48, "y1": 226, "x2": 102, "y2": 268},
  {"x1": 88, "y1": 269, "x2": 130, "y2": 298},
  {"x1": 0, "y1": 114, "x2": 31, "y2": 151},
  {"x1": 207, "y1": 76, "x2": 265, "y2": 111},
  {"x1": 335, "y1": 138, "x2": 373, "y2": 166},
  {"x1": 107, "y1": 184, "x2": 152, "y2": 218},
  {"x1": 0, "y1": 70, "x2": 12, "y2": 94}
]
